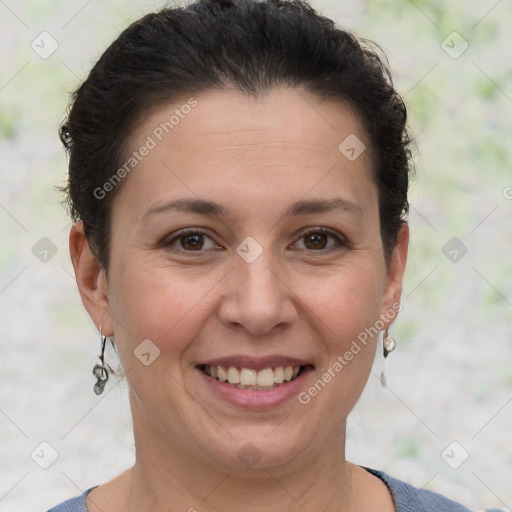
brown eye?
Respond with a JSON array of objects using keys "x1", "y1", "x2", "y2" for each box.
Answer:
[
  {"x1": 181, "y1": 233, "x2": 205, "y2": 250},
  {"x1": 293, "y1": 228, "x2": 347, "y2": 252},
  {"x1": 164, "y1": 229, "x2": 219, "y2": 252},
  {"x1": 304, "y1": 232, "x2": 328, "y2": 250}
]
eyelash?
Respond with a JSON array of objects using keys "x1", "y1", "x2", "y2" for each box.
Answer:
[{"x1": 162, "y1": 227, "x2": 349, "y2": 253}]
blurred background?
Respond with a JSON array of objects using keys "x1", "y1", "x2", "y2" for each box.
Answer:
[{"x1": 1, "y1": 0, "x2": 511, "y2": 510}]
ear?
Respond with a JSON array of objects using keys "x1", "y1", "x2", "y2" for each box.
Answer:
[
  {"x1": 380, "y1": 223, "x2": 409, "y2": 327},
  {"x1": 69, "y1": 221, "x2": 114, "y2": 336}
]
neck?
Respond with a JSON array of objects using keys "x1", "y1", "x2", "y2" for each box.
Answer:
[{"x1": 124, "y1": 418, "x2": 358, "y2": 512}]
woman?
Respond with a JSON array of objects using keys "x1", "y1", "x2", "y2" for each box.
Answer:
[{"x1": 48, "y1": 0, "x2": 504, "y2": 510}]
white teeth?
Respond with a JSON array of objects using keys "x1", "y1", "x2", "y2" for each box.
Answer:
[
  {"x1": 274, "y1": 366, "x2": 284, "y2": 383},
  {"x1": 227, "y1": 366, "x2": 240, "y2": 384},
  {"x1": 205, "y1": 365, "x2": 302, "y2": 388},
  {"x1": 257, "y1": 368, "x2": 275, "y2": 386},
  {"x1": 217, "y1": 366, "x2": 228, "y2": 382},
  {"x1": 240, "y1": 368, "x2": 257, "y2": 386}
]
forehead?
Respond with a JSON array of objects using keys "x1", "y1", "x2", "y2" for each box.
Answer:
[
  {"x1": 115, "y1": 87, "x2": 377, "y2": 222},
  {"x1": 128, "y1": 86, "x2": 370, "y2": 159}
]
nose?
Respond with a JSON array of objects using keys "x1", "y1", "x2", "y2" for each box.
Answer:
[{"x1": 217, "y1": 250, "x2": 298, "y2": 336}]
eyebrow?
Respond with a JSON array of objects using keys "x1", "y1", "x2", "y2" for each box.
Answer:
[
  {"x1": 143, "y1": 198, "x2": 229, "y2": 220},
  {"x1": 287, "y1": 198, "x2": 363, "y2": 217},
  {"x1": 142, "y1": 197, "x2": 364, "y2": 220}
]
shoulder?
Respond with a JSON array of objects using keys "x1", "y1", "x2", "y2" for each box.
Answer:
[
  {"x1": 364, "y1": 467, "x2": 504, "y2": 512},
  {"x1": 46, "y1": 488, "x2": 95, "y2": 512}
]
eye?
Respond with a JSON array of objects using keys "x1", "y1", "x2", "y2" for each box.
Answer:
[
  {"x1": 163, "y1": 228, "x2": 220, "y2": 251},
  {"x1": 292, "y1": 228, "x2": 348, "y2": 251}
]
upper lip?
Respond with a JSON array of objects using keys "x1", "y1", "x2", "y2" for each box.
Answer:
[{"x1": 198, "y1": 355, "x2": 313, "y2": 372}]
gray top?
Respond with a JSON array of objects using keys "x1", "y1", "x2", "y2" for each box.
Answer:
[{"x1": 47, "y1": 467, "x2": 505, "y2": 511}]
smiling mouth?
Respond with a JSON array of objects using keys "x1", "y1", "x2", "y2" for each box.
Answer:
[{"x1": 197, "y1": 364, "x2": 311, "y2": 390}]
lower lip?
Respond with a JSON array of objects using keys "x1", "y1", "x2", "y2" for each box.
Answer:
[{"x1": 197, "y1": 367, "x2": 313, "y2": 409}]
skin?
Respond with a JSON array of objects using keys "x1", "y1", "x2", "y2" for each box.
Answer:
[{"x1": 70, "y1": 86, "x2": 408, "y2": 512}]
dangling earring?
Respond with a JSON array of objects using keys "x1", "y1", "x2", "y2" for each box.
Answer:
[
  {"x1": 383, "y1": 327, "x2": 396, "y2": 358},
  {"x1": 92, "y1": 327, "x2": 109, "y2": 395},
  {"x1": 380, "y1": 327, "x2": 396, "y2": 388}
]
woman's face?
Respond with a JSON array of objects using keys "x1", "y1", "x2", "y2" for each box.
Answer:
[{"x1": 75, "y1": 87, "x2": 407, "y2": 472}]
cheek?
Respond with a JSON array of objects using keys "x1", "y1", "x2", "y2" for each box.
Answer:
[
  {"x1": 304, "y1": 266, "x2": 382, "y2": 392},
  {"x1": 107, "y1": 260, "x2": 222, "y2": 366},
  {"x1": 304, "y1": 263, "x2": 384, "y2": 344},
  {"x1": 294, "y1": 267, "x2": 384, "y2": 422}
]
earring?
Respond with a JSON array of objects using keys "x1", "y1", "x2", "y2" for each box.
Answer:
[
  {"x1": 380, "y1": 328, "x2": 396, "y2": 388},
  {"x1": 92, "y1": 327, "x2": 109, "y2": 395},
  {"x1": 383, "y1": 327, "x2": 396, "y2": 359}
]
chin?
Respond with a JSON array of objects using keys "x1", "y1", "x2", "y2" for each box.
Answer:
[{"x1": 198, "y1": 423, "x2": 315, "y2": 473}]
